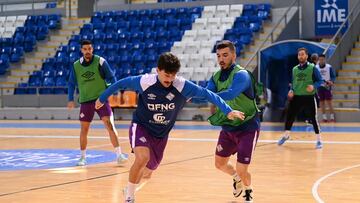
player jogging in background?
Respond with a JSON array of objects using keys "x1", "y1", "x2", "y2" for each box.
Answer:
[
  {"x1": 67, "y1": 40, "x2": 128, "y2": 166},
  {"x1": 278, "y1": 47, "x2": 324, "y2": 149},
  {"x1": 316, "y1": 54, "x2": 336, "y2": 122},
  {"x1": 95, "y1": 52, "x2": 245, "y2": 203}
]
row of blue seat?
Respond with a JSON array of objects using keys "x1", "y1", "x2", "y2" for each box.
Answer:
[{"x1": 0, "y1": 14, "x2": 61, "y2": 75}]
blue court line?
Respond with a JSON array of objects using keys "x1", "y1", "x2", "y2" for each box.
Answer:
[{"x1": 0, "y1": 123, "x2": 360, "y2": 133}]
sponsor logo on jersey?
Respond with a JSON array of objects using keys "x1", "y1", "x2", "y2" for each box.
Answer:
[
  {"x1": 147, "y1": 103, "x2": 175, "y2": 112},
  {"x1": 166, "y1": 92, "x2": 175, "y2": 101},
  {"x1": 147, "y1": 93, "x2": 157, "y2": 100},
  {"x1": 149, "y1": 113, "x2": 170, "y2": 125}
]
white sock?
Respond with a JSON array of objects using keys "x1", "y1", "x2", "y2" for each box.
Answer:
[
  {"x1": 115, "y1": 146, "x2": 122, "y2": 156},
  {"x1": 81, "y1": 150, "x2": 86, "y2": 158},
  {"x1": 244, "y1": 184, "x2": 252, "y2": 190},
  {"x1": 126, "y1": 182, "x2": 137, "y2": 200},
  {"x1": 316, "y1": 134, "x2": 322, "y2": 142},
  {"x1": 284, "y1": 130, "x2": 290, "y2": 138},
  {"x1": 330, "y1": 114, "x2": 335, "y2": 120},
  {"x1": 232, "y1": 173, "x2": 240, "y2": 182},
  {"x1": 322, "y1": 114, "x2": 327, "y2": 120}
]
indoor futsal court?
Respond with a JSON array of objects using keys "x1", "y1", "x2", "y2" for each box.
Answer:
[{"x1": 0, "y1": 120, "x2": 359, "y2": 203}]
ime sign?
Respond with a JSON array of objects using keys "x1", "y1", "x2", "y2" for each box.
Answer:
[{"x1": 315, "y1": 0, "x2": 348, "y2": 36}]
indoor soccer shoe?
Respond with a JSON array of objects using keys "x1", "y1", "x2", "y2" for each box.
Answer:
[
  {"x1": 277, "y1": 136, "x2": 289, "y2": 145},
  {"x1": 77, "y1": 157, "x2": 86, "y2": 166},
  {"x1": 316, "y1": 141, "x2": 323, "y2": 149},
  {"x1": 243, "y1": 189, "x2": 253, "y2": 203},
  {"x1": 233, "y1": 178, "x2": 243, "y2": 197},
  {"x1": 123, "y1": 187, "x2": 135, "y2": 203},
  {"x1": 117, "y1": 153, "x2": 129, "y2": 165}
]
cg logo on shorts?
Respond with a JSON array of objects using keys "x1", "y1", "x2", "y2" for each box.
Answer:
[{"x1": 147, "y1": 103, "x2": 175, "y2": 112}]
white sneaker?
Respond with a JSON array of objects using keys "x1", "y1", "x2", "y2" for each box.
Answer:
[
  {"x1": 77, "y1": 157, "x2": 86, "y2": 166},
  {"x1": 123, "y1": 187, "x2": 135, "y2": 203},
  {"x1": 117, "y1": 153, "x2": 129, "y2": 165},
  {"x1": 233, "y1": 178, "x2": 243, "y2": 197}
]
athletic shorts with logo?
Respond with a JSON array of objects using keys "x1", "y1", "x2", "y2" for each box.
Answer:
[
  {"x1": 129, "y1": 123, "x2": 168, "y2": 170},
  {"x1": 216, "y1": 130, "x2": 259, "y2": 164},
  {"x1": 79, "y1": 100, "x2": 112, "y2": 122}
]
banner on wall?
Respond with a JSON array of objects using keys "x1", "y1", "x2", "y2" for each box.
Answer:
[{"x1": 315, "y1": 0, "x2": 348, "y2": 36}]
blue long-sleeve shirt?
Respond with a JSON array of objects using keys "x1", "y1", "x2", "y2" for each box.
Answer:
[
  {"x1": 68, "y1": 55, "x2": 116, "y2": 102},
  {"x1": 99, "y1": 74, "x2": 233, "y2": 138},
  {"x1": 193, "y1": 64, "x2": 260, "y2": 132}
]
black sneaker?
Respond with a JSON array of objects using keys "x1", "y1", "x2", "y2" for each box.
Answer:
[
  {"x1": 232, "y1": 178, "x2": 243, "y2": 197},
  {"x1": 243, "y1": 189, "x2": 253, "y2": 202}
]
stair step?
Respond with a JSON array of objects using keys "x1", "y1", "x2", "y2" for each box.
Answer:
[
  {"x1": 337, "y1": 77, "x2": 360, "y2": 84},
  {"x1": 351, "y1": 48, "x2": 360, "y2": 56},
  {"x1": 6, "y1": 75, "x2": 29, "y2": 83},
  {"x1": 333, "y1": 99, "x2": 359, "y2": 108},
  {"x1": 34, "y1": 52, "x2": 53, "y2": 58},
  {"x1": 37, "y1": 46, "x2": 58, "y2": 53},
  {"x1": 333, "y1": 91, "x2": 359, "y2": 99},
  {"x1": 0, "y1": 81, "x2": 17, "y2": 87},
  {"x1": 342, "y1": 62, "x2": 360, "y2": 69},
  {"x1": 10, "y1": 69, "x2": 34, "y2": 77},
  {"x1": 346, "y1": 56, "x2": 360, "y2": 62},
  {"x1": 25, "y1": 58, "x2": 44, "y2": 64},
  {"x1": 355, "y1": 42, "x2": 360, "y2": 48},
  {"x1": 338, "y1": 69, "x2": 360, "y2": 77},
  {"x1": 333, "y1": 84, "x2": 359, "y2": 91}
]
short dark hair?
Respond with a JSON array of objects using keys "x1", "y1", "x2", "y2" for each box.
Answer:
[
  {"x1": 298, "y1": 47, "x2": 308, "y2": 54},
  {"x1": 319, "y1": 54, "x2": 326, "y2": 58},
  {"x1": 81, "y1": 40, "x2": 92, "y2": 47},
  {"x1": 157, "y1": 52, "x2": 181, "y2": 74},
  {"x1": 310, "y1": 53, "x2": 319, "y2": 62},
  {"x1": 216, "y1": 40, "x2": 236, "y2": 53}
]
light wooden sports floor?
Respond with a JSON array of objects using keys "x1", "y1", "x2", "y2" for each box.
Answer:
[{"x1": 0, "y1": 120, "x2": 359, "y2": 203}]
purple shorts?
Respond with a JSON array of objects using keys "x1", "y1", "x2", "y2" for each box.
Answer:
[
  {"x1": 129, "y1": 123, "x2": 168, "y2": 170},
  {"x1": 318, "y1": 88, "x2": 332, "y2": 101},
  {"x1": 216, "y1": 130, "x2": 259, "y2": 164},
  {"x1": 79, "y1": 101, "x2": 112, "y2": 122}
]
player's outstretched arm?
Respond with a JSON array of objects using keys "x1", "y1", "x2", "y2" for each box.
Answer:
[
  {"x1": 96, "y1": 75, "x2": 142, "y2": 109},
  {"x1": 181, "y1": 79, "x2": 244, "y2": 120}
]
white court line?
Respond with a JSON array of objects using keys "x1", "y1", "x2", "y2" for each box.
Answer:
[
  {"x1": 1, "y1": 134, "x2": 360, "y2": 144},
  {"x1": 312, "y1": 164, "x2": 360, "y2": 203}
]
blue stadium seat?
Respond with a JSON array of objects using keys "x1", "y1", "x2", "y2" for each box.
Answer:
[
  {"x1": 164, "y1": 8, "x2": 177, "y2": 19},
  {"x1": 0, "y1": 58, "x2": 9, "y2": 74},
  {"x1": 139, "y1": 9, "x2": 151, "y2": 20},
  {"x1": 131, "y1": 31, "x2": 144, "y2": 43},
  {"x1": 144, "y1": 42, "x2": 158, "y2": 55},
  {"x1": 127, "y1": 10, "x2": 139, "y2": 21},
  {"x1": 150, "y1": 9, "x2": 164, "y2": 20},
  {"x1": 10, "y1": 47, "x2": 24, "y2": 63},
  {"x1": 14, "y1": 83, "x2": 28, "y2": 94},
  {"x1": 130, "y1": 20, "x2": 142, "y2": 32},
  {"x1": 91, "y1": 12, "x2": 103, "y2": 24},
  {"x1": 103, "y1": 11, "x2": 115, "y2": 23},
  {"x1": 141, "y1": 20, "x2": 155, "y2": 32},
  {"x1": 115, "y1": 10, "x2": 127, "y2": 21},
  {"x1": 243, "y1": 4, "x2": 258, "y2": 17},
  {"x1": 39, "y1": 77, "x2": 55, "y2": 94},
  {"x1": 80, "y1": 23, "x2": 93, "y2": 35}
]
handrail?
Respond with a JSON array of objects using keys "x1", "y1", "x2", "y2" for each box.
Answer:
[
  {"x1": 323, "y1": 0, "x2": 360, "y2": 55},
  {"x1": 244, "y1": 0, "x2": 300, "y2": 73}
]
